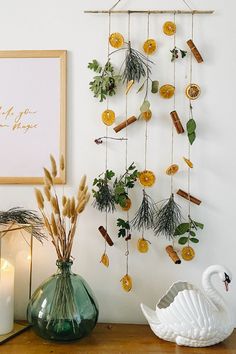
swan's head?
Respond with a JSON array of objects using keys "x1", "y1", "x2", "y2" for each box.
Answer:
[{"x1": 203, "y1": 265, "x2": 232, "y2": 292}]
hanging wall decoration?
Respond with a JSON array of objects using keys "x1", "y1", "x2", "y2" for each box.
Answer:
[{"x1": 86, "y1": 0, "x2": 214, "y2": 288}]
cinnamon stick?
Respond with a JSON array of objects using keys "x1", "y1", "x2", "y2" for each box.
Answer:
[
  {"x1": 166, "y1": 245, "x2": 181, "y2": 264},
  {"x1": 98, "y1": 226, "x2": 114, "y2": 246},
  {"x1": 170, "y1": 111, "x2": 185, "y2": 134},
  {"x1": 187, "y1": 39, "x2": 203, "y2": 63},
  {"x1": 176, "y1": 189, "x2": 202, "y2": 205},
  {"x1": 113, "y1": 116, "x2": 137, "y2": 133}
]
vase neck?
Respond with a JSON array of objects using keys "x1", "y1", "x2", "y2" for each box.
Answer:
[{"x1": 56, "y1": 260, "x2": 73, "y2": 274}]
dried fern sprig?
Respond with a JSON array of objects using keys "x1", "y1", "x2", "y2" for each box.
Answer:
[
  {"x1": 35, "y1": 188, "x2": 44, "y2": 210},
  {"x1": 153, "y1": 194, "x2": 182, "y2": 239},
  {"x1": 131, "y1": 190, "x2": 157, "y2": 231},
  {"x1": 50, "y1": 154, "x2": 57, "y2": 178}
]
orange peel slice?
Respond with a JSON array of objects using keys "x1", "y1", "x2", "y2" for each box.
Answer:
[
  {"x1": 109, "y1": 32, "x2": 124, "y2": 48},
  {"x1": 183, "y1": 157, "x2": 193, "y2": 168},
  {"x1": 160, "y1": 84, "x2": 175, "y2": 99},
  {"x1": 138, "y1": 170, "x2": 156, "y2": 187},
  {"x1": 141, "y1": 110, "x2": 152, "y2": 121},
  {"x1": 100, "y1": 253, "x2": 109, "y2": 267},
  {"x1": 121, "y1": 274, "x2": 132, "y2": 292},
  {"x1": 185, "y1": 84, "x2": 201, "y2": 100},
  {"x1": 163, "y1": 21, "x2": 176, "y2": 36},
  {"x1": 102, "y1": 109, "x2": 115, "y2": 126},
  {"x1": 143, "y1": 39, "x2": 157, "y2": 55},
  {"x1": 137, "y1": 238, "x2": 149, "y2": 253},
  {"x1": 182, "y1": 246, "x2": 195, "y2": 261},
  {"x1": 166, "y1": 164, "x2": 179, "y2": 176},
  {"x1": 121, "y1": 198, "x2": 132, "y2": 211}
]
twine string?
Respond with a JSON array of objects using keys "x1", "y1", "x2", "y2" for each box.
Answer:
[
  {"x1": 181, "y1": 0, "x2": 193, "y2": 11},
  {"x1": 144, "y1": 12, "x2": 150, "y2": 172},
  {"x1": 170, "y1": 13, "x2": 176, "y2": 195},
  {"x1": 125, "y1": 11, "x2": 131, "y2": 275}
]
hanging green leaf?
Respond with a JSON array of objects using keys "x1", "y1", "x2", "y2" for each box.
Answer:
[
  {"x1": 188, "y1": 132, "x2": 196, "y2": 145},
  {"x1": 151, "y1": 80, "x2": 159, "y2": 94},
  {"x1": 193, "y1": 221, "x2": 204, "y2": 229},
  {"x1": 140, "y1": 100, "x2": 150, "y2": 113},
  {"x1": 174, "y1": 223, "x2": 190, "y2": 236},
  {"x1": 187, "y1": 119, "x2": 196, "y2": 134},
  {"x1": 178, "y1": 237, "x2": 188, "y2": 245},
  {"x1": 137, "y1": 81, "x2": 145, "y2": 93},
  {"x1": 190, "y1": 238, "x2": 199, "y2": 243}
]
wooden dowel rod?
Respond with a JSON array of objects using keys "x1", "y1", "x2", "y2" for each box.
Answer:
[
  {"x1": 84, "y1": 10, "x2": 214, "y2": 15},
  {"x1": 176, "y1": 189, "x2": 202, "y2": 205}
]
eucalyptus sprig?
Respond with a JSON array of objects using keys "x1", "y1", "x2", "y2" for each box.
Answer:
[
  {"x1": 92, "y1": 170, "x2": 116, "y2": 213},
  {"x1": 170, "y1": 46, "x2": 187, "y2": 62},
  {"x1": 174, "y1": 215, "x2": 204, "y2": 245},
  {"x1": 113, "y1": 163, "x2": 138, "y2": 208},
  {"x1": 88, "y1": 59, "x2": 121, "y2": 102}
]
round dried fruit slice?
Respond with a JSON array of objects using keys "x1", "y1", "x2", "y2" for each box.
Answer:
[
  {"x1": 109, "y1": 32, "x2": 124, "y2": 48},
  {"x1": 100, "y1": 253, "x2": 109, "y2": 267},
  {"x1": 163, "y1": 21, "x2": 176, "y2": 36},
  {"x1": 137, "y1": 238, "x2": 149, "y2": 253},
  {"x1": 166, "y1": 164, "x2": 179, "y2": 176},
  {"x1": 159, "y1": 84, "x2": 175, "y2": 99},
  {"x1": 181, "y1": 246, "x2": 195, "y2": 261},
  {"x1": 139, "y1": 170, "x2": 156, "y2": 187},
  {"x1": 143, "y1": 39, "x2": 157, "y2": 55},
  {"x1": 142, "y1": 110, "x2": 152, "y2": 121},
  {"x1": 185, "y1": 84, "x2": 201, "y2": 100},
  {"x1": 121, "y1": 274, "x2": 132, "y2": 292},
  {"x1": 102, "y1": 109, "x2": 115, "y2": 126},
  {"x1": 121, "y1": 198, "x2": 132, "y2": 211}
]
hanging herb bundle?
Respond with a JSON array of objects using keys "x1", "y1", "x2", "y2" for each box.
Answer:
[
  {"x1": 120, "y1": 41, "x2": 153, "y2": 83},
  {"x1": 174, "y1": 216, "x2": 204, "y2": 245},
  {"x1": 117, "y1": 218, "x2": 131, "y2": 238},
  {"x1": 153, "y1": 194, "x2": 182, "y2": 239},
  {"x1": 113, "y1": 162, "x2": 138, "y2": 208},
  {"x1": 170, "y1": 46, "x2": 187, "y2": 62},
  {"x1": 88, "y1": 59, "x2": 121, "y2": 102},
  {"x1": 92, "y1": 170, "x2": 115, "y2": 212},
  {"x1": 131, "y1": 189, "x2": 157, "y2": 231}
]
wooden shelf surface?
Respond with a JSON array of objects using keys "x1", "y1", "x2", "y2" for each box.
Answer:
[{"x1": 0, "y1": 324, "x2": 235, "y2": 354}]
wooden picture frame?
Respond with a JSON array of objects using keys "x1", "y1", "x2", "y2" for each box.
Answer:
[{"x1": 0, "y1": 50, "x2": 67, "y2": 184}]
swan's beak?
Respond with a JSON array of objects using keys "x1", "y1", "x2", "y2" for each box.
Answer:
[{"x1": 224, "y1": 280, "x2": 229, "y2": 292}]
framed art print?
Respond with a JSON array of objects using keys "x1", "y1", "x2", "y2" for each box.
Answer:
[{"x1": 0, "y1": 50, "x2": 66, "y2": 184}]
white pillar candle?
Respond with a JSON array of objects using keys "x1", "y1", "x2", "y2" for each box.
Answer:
[{"x1": 0, "y1": 259, "x2": 14, "y2": 335}]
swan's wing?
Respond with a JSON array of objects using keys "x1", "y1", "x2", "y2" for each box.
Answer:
[
  {"x1": 157, "y1": 281, "x2": 197, "y2": 309},
  {"x1": 141, "y1": 303, "x2": 160, "y2": 325},
  {"x1": 156, "y1": 288, "x2": 219, "y2": 333}
]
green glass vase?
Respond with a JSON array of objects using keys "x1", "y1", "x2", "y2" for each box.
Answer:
[{"x1": 27, "y1": 260, "x2": 99, "y2": 342}]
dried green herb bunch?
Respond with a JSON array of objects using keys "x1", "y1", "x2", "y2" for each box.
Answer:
[
  {"x1": 121, "y1": 41, "x2": 153, "y2": 83},
  {"x1": 88, "y1": 59, "x2": 121, "y2": 102},
  {"x1": 131, "y1": 190, "x2": 157, "y2": 231},
  {"x1": 174, "y1": 215, "x2": 204, "y2": 245},
  {"x1": 0, "y1": 207, "x2": 46, "y2": 242},
  {"x1": 170, "y1": 46, "x2": 187, "y2": 62},
  {"x1": 117, "y1": 218, "x2": 131, "y2": 238},
  {"x1": 153, "y1": 194, "x2": 182, "y2": 239},
  {"x1": 92, "y1": 170, "x2": 116, "y2": 213},
  {"x1": 113, "y1": 163, "x2": 138, "y2": 208}
]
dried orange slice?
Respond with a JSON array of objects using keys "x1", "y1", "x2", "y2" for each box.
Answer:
[
  {"x1": 159, "y1": 84, "x2": 175, "y2": 99},
  {"x1": 139, "y1": 170, "x2": 156, "y2": 187},
  {"x1": 143, "y1": 39, "x2": 157, "y2": 55},
  {"x1": 163, "y1": 21, "x2": 176, "y2": 36},
  {"x1": 185, "y1": 84, "x2": 201, "y2": 100},
  {"x1": 142, "y1": 110, "x2": 152, "y2": 121},
  {"x1": 100, "y1": 253, "x2": 109, "y2": 267},
  {"x1": 121, "y1": 274, "x2": 132, "y2": 292},
  {"x1": 109, "y1": 32, "x2": 124, "y2": 48},
  {"x1": 182, "y1": 246, "x2": 195, "y2": 261},
  {"x1": 121, "y1": 198, "x2": 132, "y2": 211},
  {"x1": 102, "y1": 109, "x2": 115, "y2": 126},
  {"x1": 166, "y1": 164, "x2": 179, "y2": 176},
  {"x1": 137, "y1": 238, "x2": 149, "y2": 253},
  {"x1": 183, "y1": 157, "x2": 193, "y2": 168}
]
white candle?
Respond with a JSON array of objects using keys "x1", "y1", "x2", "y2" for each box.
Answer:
[{"x1": 0, "y1": 259, "x2": 14, "y2": 335}]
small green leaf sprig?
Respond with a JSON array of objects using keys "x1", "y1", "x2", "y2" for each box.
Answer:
[
  {"x1": 88, "y1": 59, "x2": 121, "y2": 102},
  {"x1": 174, "y1": 216, "x2": 204, "y2": 245},
  {"x1": 113, "y1": 163, "x2": 138, "y2": 208},
  {"x1": 187, "y1": 104, "x2": 197, "y2": 145},
  {"x1": 170, "y1": 46, "x2": 187, "y2": 62},
  {"x1": 92, "y1": 170, "x2": 116, "y2": 212},
  {"x1": 117, "y1": 218, "x2": 131, "y2": 238}
]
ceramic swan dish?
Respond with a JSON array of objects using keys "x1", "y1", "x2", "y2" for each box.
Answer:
[{"x1": 141, "y1": 265, "x2": 233, "y2": 347}]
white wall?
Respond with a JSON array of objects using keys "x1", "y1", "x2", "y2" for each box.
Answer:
[{"x1": 0, "y1": 0, "x2": 236, "y2": 325}]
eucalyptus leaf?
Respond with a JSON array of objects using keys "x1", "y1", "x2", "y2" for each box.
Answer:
[
  {"x1": 190, "y1": 238, "x2": 199, "y2": 243},
  {"x1": 140, "y1": 100, "x2": 150, "y2": 113},
  {"x1": 137, "y1": 82, "x2": 145, "y2": 93},
  {"x1": 178, "y1": 237, "x2": 188, "y2": 245},
  {"x1": 193, "y1": 221, "x2": 204, "y2": 229},
  {"x1": 189, "y1": 231, "x2": 196, "y2": 237},
  {"x1": 151, "y1": 80, "x2": 159, "y2": 94},
  {"x1": 174, "y1": 223, "x2": 190, "y2": 236},
  {"x1": 188, "y1": 132, "x2": 196, "y2": 145},
  {"x1": 187, "y1": 119, "x2": 196, "y2": 134}
]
